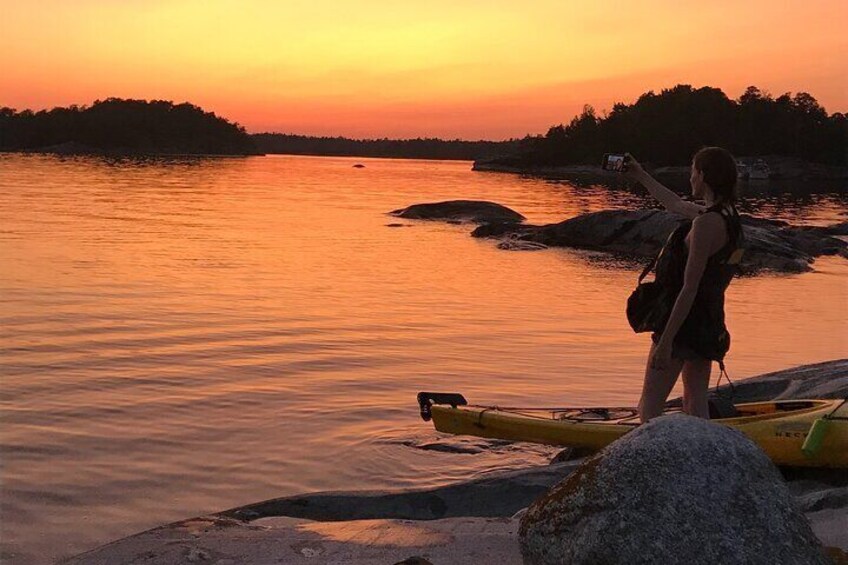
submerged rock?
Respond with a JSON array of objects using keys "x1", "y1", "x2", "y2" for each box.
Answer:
[
  {"x1": 549, "y1": 446, "x2": 595, "y2": 464},
  {"x1": 222, "y1": 460, "x2": 582, "y2": 522},
  {"x1": 407, "y1": 440, "x2": 486, "y2": 454},
  {"x1": 394, "y1": 557, "x2": 435, "y2": 565},
  {"x1": 389, "y1": 200, "x2": 525, "y2": 224},
  {"x1": 519, "y1": 414, "x2": 829, "y2": 565}
]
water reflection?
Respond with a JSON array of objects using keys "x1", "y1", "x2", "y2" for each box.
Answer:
[{"x1": 0, "y1": 154, "x2": 845, "y2": 565}]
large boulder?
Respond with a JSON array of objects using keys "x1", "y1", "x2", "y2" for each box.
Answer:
[
  {"x1": 519, "y1": 414, "x2": 829, "y2": 565},
  {"x1": 389, "y1": 200, "x2": 525, "y2": 224}
]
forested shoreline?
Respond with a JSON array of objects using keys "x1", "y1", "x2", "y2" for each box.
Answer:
[
  {"x1": 252, "y1": 133, "x2": 519, "y2": 161},
  {"x1": 487, "y1": 85, "x2": 846, "y2": 169},
  {"x1": 0, "y1": 99, "x2": 259, "y2": 155},
  {"x1": 2, "y1": 86, "x2": 845, "y2": 166}
]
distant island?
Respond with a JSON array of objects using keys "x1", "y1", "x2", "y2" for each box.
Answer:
[
  {"x1": 0, "y1": 98, "x2": 260, "y2": 156},
  {"x1": 477, "y1": 85, "x2": 847, "y2": 177},
  {"x1": 252, "y1": 133, "x2": 520, "y2": 161}
]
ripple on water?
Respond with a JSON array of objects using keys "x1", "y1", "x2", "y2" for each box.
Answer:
[{"x1": 1, "y1": 154, "x2": 846, "y2": 565}]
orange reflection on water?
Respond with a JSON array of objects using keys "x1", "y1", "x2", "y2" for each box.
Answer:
[{"x1": 0, "y1": 154, "x2": 846, "y2": 564}]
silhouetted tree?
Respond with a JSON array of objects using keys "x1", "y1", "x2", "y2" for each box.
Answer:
[
  {"x1": 3, "y1": 89, "x2": 843, "y2": 164},
  {"x1": 0, "y1": 98, "x2": 257, "y2": 155},
  {"x1": 490, "y1": 85, "x2": 845, "y2": 167}
]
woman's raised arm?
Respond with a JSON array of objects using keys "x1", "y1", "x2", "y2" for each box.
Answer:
[{"x1": 623, "y1": 154, "x2": 705, "y2": 219}]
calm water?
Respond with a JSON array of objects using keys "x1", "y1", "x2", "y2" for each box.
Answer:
[{"x1": 1, "y1": 154, "x2": 846, "y2": 563}]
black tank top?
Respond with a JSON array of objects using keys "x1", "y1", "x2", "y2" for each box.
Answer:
[{"x1": 654, "y1": 203, "x2": 744, "y2": 360}]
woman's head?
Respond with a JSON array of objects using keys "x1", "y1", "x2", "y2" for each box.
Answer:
[{"x1": 691, "y1": 146, "x2": 738, "y2": 203}]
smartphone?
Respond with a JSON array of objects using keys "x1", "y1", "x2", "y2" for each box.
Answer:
[{"x1": 602, "y1": 153, "x2": 628, "y2": 172}]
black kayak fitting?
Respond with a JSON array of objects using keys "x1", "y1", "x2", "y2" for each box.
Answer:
[{"x1": 418, "y1": 392, "x2": 468, "y2": 421}]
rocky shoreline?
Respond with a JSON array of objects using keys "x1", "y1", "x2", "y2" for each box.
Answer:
[
  {"x1": 390, "y1": 201, "x2": 848, "y2": 273},
  {"x1": 472, "y1": 157, "x2": 848, "y2": 182},
  {"x1": 64, "y1": 360, "x2": 848, "y2": 564}
]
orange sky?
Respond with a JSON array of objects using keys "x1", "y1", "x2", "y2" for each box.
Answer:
[{"x1": 2, "y1": 0, "x2": 846, "y2": 139}]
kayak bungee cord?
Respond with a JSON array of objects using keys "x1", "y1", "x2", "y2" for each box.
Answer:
[
  {"x1": 464, "y1": 405, "x2": 641, "y2": 422},
  {"x1": 712, "y1": 360, "x2": 736, "y2": 399}
]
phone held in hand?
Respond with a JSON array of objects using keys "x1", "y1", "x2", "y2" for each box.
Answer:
[{"x1": 602, "y1": 153, "x2": 628, "y2": 172}]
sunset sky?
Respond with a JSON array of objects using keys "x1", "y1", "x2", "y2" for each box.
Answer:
[{"x1": 2, "y1": 0, "x2": 846, "y2": 139}]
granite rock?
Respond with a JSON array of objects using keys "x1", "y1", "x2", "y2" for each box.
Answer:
[
  {"x1": 389, "y1": 200, "x2": 525, "y2": 224},
  {"x1": 519, "y1": 414, "x2": 830, "y2": 565},
  {"x1": 471, "y1": 208, "x2": 847, "y2": 273}
]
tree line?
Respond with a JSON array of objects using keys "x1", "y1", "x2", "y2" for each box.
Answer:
[
  {"x1": 252, "y1": 133, "x2": 519, "y2": 161},
  {"x1": 496, "y1": 85, "x2": 846, "y2": 168},
  {"x1": 0, "y1": 98, "x2": 258, "y2": 155},
  {"x1": 2, "y1": 87, "x2": 844, "y2": 165}
]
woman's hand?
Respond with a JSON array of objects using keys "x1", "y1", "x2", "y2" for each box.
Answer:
[
  {"x1": 622, "y1": 153, "x2": 645, "y2": 180},
  {"x1": 650, "y1": 340, "x2": 673, "y2": 371}
]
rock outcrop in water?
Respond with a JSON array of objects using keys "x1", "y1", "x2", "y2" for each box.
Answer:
[
  {"x1": 473, "y1": 209, "x2": 848, "y2": 273},
  {"x1": 389, "y1": 200, "x2": 525, "y2": 224},
  {"x1": 519, "y1": 414, "x2": 830, "y2": 565},
  {"x1": 389, "y1": 200, "x2": 848, "y2": 273}
]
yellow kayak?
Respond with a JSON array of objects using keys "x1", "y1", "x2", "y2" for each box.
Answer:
[{"x1": 418, "y1": 393, "x2": 848, "y2": 468}]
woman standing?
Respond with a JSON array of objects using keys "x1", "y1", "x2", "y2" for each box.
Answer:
[{"x1": 624, "y1": 147, "x2": 744, "y2": 422}]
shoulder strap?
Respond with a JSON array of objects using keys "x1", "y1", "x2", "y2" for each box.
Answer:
[
  {"x1": 638, "y1": 219, "x2": 690, "y2": 283},
  {"x1": 707, "y1": 203, "x2": 745, "y2": 265},
  {"x1": 719, "y1": 204, "x2": 743, "y2": 243},
  {"x1": 725, "y1": 205, "x2": 745, "y2": 265},
  {"x1": 638, "y1": 249, "x2": 661, "y2": 283}
]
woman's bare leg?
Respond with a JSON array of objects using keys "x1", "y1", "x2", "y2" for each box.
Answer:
[
  {"x1": 638, "y1": 343, "x2": 685, "y2": 423},
  {"x1": 681, "y1": 358, "x2": 712, "y2": 418}
]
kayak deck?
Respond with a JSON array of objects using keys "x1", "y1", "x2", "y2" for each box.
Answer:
[{"x1": 420, "y1": 394, "x2": 848, "y2": 468}]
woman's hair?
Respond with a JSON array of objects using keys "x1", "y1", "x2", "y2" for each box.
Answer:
[{"x1": 693, "y1": 146, "x2": 738, "y2": 203}]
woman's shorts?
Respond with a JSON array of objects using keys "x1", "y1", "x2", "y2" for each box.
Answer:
[{"x1": 651, "y1": 332, "x2": 705, "y2": 361}]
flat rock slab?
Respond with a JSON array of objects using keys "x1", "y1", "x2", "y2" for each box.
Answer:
[
  {"x1": 221, "y1": 460, "x2": 582, "y2": 523},
  {"x1": 63, "y1": 515, "x2": 523, "y2": 565},
  {"x1": 690, "y1": 358, "x2": 848, "y2": 404},
  {"x1": 806, "y1": 508, "x2": 848, "y2": 551}
]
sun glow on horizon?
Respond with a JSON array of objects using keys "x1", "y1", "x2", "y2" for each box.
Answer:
[{"x1": 2, "y1": 0, "x2": 846, "y2": 139}]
